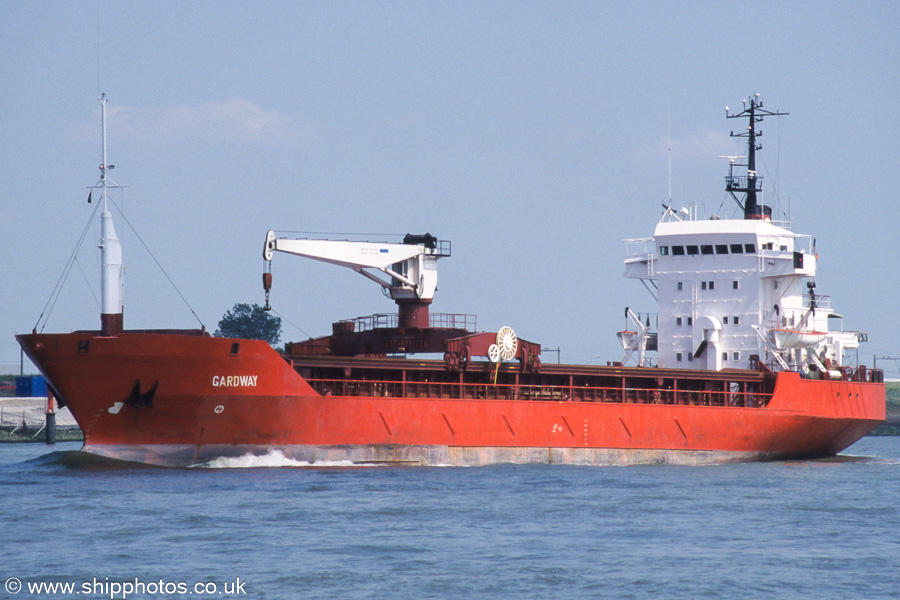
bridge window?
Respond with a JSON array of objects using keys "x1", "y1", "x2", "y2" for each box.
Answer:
[
  {"x1": 701, "y1": 245, "x2": 714, "y2": 255},
  {"x1": 676, "y1": 352, "x2": 683, "y2": 362},
  {"x1": 659, "y1": 245, "x2": 669, "y2": 255},
  {"x1": 733, "y1": 280, "x2": 739, "y2": 289},
  {"x1": 730, "y1": 244, "x2": 744, "y2": 254},
  {"x1": 676, "y1": 317, "x2": 683, "y2": 326},
  {"x1": 677, "y1": 281, "x2": 683, "y2": 291},
  {"x1": 686, "y1": 245, "x2": 699, "y2": 255},
  {"x1": 744, "y1": 243, "x2": 756, "y2": 253},
  {"x1": 672, "y1": 246, "x2": 685, "y2": 256},
  {"x1": 716, "y1": 244, "x2": 729, "y2": 254}
]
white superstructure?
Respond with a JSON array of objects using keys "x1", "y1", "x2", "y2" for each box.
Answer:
[{"x1": 621, "y1": 96, "x2": 866, "y2": 375}]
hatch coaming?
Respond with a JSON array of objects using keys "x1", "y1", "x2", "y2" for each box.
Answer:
[{"x1": 289, "y1": 354, "x2": 775, "y2": 409}]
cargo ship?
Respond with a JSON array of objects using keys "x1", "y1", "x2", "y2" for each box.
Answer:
[{"x1": 17, "y1": 94, "x2": 884, "y2": 466}]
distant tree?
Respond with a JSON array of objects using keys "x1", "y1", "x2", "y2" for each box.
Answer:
[{"x1": 214, "y1": 303, "x2": 282, "y2": 345}]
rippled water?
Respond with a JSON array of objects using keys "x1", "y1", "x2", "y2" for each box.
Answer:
[{"x1": 2, "y1": 438, "x2": 900, "y2": 599}]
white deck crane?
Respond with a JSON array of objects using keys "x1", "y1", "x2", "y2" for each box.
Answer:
[{"x1": 263, "y1": 231, "x2": 449, "y2": 328}]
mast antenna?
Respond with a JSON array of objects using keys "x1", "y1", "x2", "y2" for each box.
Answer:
[
  {"x1": 724, "y1": 94, "x2": 788, "y2": 220},
  {"x1": 667, "y1": 98, "x2": 672, "y2": 205},
  {"x1": 92, "y1": 93, "x2": 126, "y2": 335}
]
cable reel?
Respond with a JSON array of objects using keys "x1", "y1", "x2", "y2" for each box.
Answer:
[{"x1": 490, "y1": 326, "x2": 518, "y2": 362}]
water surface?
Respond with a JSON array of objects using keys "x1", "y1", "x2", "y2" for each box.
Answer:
[{"x1": 2, "y1": 438, "x2": 899, "y2": 599}]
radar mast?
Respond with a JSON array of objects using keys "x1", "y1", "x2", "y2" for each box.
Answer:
[{"x1": 725, "y1": 94, "x2": 788, "y2": 220}]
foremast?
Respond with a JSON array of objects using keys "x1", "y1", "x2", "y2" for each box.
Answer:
[{"x1": 95, "y1": 93, "x2": 125, "y2": 336}]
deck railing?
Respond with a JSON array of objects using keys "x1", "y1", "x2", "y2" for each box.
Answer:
[
  {"x1": 308, "y1": 378, "x2": 772, "y2": 408},
  {"x1": 341, "y1": 312, "x2": 477, "y2": 332}
]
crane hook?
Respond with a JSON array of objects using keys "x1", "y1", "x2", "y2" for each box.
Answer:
[{"x1": 263, "y1": 262, "x2": 273, "y2": 311}]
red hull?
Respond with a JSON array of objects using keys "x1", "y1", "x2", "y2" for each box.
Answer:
[{"x1": 18, "y1": 331, "x2": 885, "y2": 466}]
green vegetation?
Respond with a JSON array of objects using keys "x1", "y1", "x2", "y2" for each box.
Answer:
[
  {"x1": 886, "y1": 381, "x2": 900, "y2": 422},
  {"x1": 870, "y1": 381, "x2": 900, "y2": 435},
  {"x1": 887, "y1": 381, "x2": 900, "y2": 406},
  {"x1": 213, "y1": 303, "x2": 282, "y2": 345}
]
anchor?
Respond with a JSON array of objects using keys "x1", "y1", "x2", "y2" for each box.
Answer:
[{"x1": 126, "y1": 379, "x2": 158, "y2": 408}]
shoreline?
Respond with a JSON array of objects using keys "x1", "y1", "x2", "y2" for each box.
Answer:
[
  {"x1": 0, "y1": 428, "x2": 84, "y2": 443},
  {"x1": 869, "y1": 420, "x2": 900, "y2": 436}
]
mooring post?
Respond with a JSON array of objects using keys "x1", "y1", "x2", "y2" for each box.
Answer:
[{"x1": 45, "y1": 391, "x2": 56, "y2": 445}]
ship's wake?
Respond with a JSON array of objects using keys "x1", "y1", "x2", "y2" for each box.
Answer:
[{"x1": 190, "y1": 449, "x2": 373, "y2": 469}]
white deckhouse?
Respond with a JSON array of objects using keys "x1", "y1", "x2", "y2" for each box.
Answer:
[{"x1": 622, "y1": 96, "x2": 865, "y2": 377}]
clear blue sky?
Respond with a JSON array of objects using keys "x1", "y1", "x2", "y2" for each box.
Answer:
[{"x1": 2, "y1": 1, "x2": 898, "y2": 377}]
